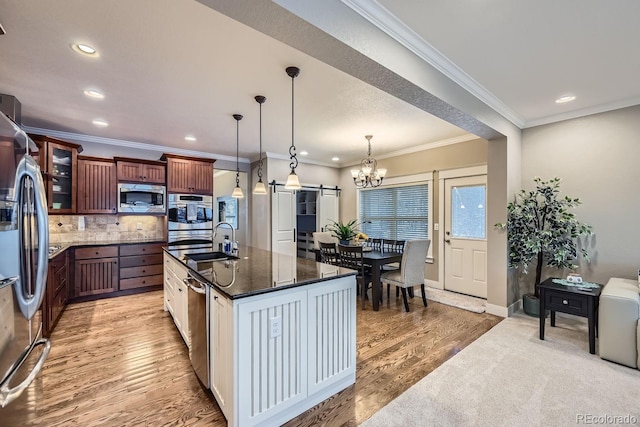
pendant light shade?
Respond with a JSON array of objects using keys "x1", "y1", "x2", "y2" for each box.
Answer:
[
  {"x1": 232, "y1": 114, "x2": 244, "y2": 199},
  {"x1": 284, "y1": 66, "x2": 302, "y2": 190},
  {"x1": 253, "y1": 95, "x2": 267, "y2": 195}
]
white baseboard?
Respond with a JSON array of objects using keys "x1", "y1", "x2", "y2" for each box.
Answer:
[
  {"x1": 424, "y1": 279, "x2": 442, "y2": 289},
  {"x1": 486, "y1": 299, "x2": 521, "y2": 318}
]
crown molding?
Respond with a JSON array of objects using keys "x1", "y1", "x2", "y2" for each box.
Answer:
[
  {"x1": 523, "y1": 96, "x2": 640, "y2": 128},
  {"x1": 343, "y1": 133, "x2": 479, "y2": 167},
  {"x1": 340, "y1": 0, "x2": 526, "y2": 128},
  {"x1": 22, "y1": 126, "x2": 250, "y2": 163}
]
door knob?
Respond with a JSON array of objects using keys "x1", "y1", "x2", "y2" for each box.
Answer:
[{"x1": 445, "y1": 239, "x2": 451, "y2": 243}]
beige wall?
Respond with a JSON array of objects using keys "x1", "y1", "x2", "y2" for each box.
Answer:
[
  {"x1": 340, "y1": 138, "x2": 488, "y2": 283},
  {"x1": 522, "y1": 104, "x2": 640, "y2": 285}
]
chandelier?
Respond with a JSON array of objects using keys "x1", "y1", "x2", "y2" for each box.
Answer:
[{"x1": 351, "y1": 135, "x2": 387, "y2": 188}]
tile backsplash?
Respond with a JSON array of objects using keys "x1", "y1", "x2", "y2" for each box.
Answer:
[{"x1": 48, "y1": 215, "x2": 165, "y2": 244}]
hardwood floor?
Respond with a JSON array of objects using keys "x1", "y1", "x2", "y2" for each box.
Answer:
[{"x1": 4, "y1": 290, "x2": 501, "y2": 426}]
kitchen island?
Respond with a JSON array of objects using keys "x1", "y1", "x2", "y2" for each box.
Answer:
[{"x1": 163, "y1": 245, "x2": 357, "y2": 427}]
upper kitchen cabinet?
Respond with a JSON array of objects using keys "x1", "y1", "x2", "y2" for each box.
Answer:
[
  {"x1": 160, "y1": 153, "x2": 215, "y2": 195},
  {"x1": 77, "y1": 156, "x2": 117, "y2": 214},
  {"x1": 114, "y1": 157, "x2": 166, "y2": 184},
  {"x1": 29, "y1": 134, "x2": 83, "y2": 214}
]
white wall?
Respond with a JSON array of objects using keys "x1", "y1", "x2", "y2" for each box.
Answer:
[
  {"x1": 213, "y1": 170, "x2": 248, "y2": 246},
  {"x1": 522, "y1": 104, "x2": 640, "y2": 285}
]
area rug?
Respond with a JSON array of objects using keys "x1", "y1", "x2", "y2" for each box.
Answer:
[
  {"x1": 361, "y1": 313, "x2": 640, "y2": 427},
  {"x1": 424, "y1": 287, "x2": 486, "y2": 313}
]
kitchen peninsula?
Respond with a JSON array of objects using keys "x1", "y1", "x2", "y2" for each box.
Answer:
[{"x1": 163, "y1": 245, "x2": 357, "y2": 427}]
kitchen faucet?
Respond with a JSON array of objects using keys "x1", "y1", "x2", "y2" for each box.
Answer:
[{"x1": 213, "y1": 221, "x2": 236, "y2": 254}]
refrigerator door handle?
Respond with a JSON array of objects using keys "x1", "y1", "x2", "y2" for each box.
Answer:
[
  {"x1": 0, "y1": 338, "x2": 51, "y2": 408},
  {"x1": 14, "y1": 154, "x2": 49, "y2": 320}
]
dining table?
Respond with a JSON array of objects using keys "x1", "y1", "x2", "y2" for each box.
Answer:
[{"x1": 361, "y1": 249, "x2": 403, "y2": 311}]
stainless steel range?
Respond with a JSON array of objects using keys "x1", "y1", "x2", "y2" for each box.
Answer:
[{"x1": 167, "y1": 193, "x2": 214, "y2": 249}]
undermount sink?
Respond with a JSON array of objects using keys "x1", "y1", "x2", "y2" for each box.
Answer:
[{"x1": 184, "y1": 252, "x2": 238, "y2": 262}]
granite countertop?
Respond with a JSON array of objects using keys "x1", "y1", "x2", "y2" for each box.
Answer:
[
  {"x1": 164, "y1": 245, "x2": 356, "y2": 300},
  {"x1": 49, "y1": 238, "x2": 167, "y2": 259}
]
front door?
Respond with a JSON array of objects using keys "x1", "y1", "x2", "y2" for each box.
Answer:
[{"x1": 444, "y1": 175, "x2": 487, "y2": 298}]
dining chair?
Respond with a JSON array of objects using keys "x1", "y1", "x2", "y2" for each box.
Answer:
[
  {"x1": 318, "y1": 241, "x2": 340, "y2": 266},
  {"x1": 312, "y1": 231, "x2": 338, "y2": 262},
  {"x1": 365, "y1": 238, "x2": 382, "y2": 251},
  {"x1": 338, "y1": 244, "x2": 372, "y2": 309},
  {"x1": 380, "y1": 239, "x2": 430, "y2": 312},
  {"x1": 382, "y1": 239, "x2": 406, "y2": 298}
]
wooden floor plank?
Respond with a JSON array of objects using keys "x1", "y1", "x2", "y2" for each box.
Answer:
[{"x1": 3, "y1": 289, "x2": 500, "y2": 426}]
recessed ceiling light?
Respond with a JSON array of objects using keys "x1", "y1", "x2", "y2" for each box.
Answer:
[
  {"x1": 332, "y1": 157, "x2": 340, "y2": 162},
  {"x1": 83, "y1": 89, "x2": 104, "y2": 99},
  {"x1": 71, "y1": 43, "x2": 98, "y2": 57},
  {"x1": 92, "y1": 118, "x2": 108, "y2": 127},
  {"x1": 555, "y1": 95, "x2": 576, "y2": 104},
  {"x1": 185, "y1": 135, "x2": 196, "y2": 142},
  {"x1": 299, "y1": 150, "x2": 308, "y2": 156}
]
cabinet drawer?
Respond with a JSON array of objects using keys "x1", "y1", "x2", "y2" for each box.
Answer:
[
  {"x1": 120, "y1": 264, "x2": 164, "y2": 279},
  {"x1": 120, "y1": 243, "x2": 164, "y2": 257},
  {"x1": 120, "y1": 274, "x2": 163, "y2": 290},
  {"x1": 544, "y1": 292, "x2": 589, "y2": 316},
  {"x1": 119, "y1": 254, "x2": 163, "y2": 268},
  {"x1": 75, "y1": 246, "x2": 119, "y2": 260}
]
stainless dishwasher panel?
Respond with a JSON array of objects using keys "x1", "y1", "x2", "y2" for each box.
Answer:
[{"x1": 185, "y1": 273, "x2": 210, "y2": 389}]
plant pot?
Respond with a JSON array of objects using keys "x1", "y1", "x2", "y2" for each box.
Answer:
[
  {"x1": 339, "y1": 239, "x2": 350, "y2": 246},
  {"x1": 522, "y1": 294, "x2": 549, "y2": 318}
]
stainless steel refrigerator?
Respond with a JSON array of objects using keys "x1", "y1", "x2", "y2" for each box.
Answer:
[{"x1": 0, "y1": 111, "x2": 50, "y2": 419}]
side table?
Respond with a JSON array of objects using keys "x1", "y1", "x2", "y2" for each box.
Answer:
[{"x1": 539, "y1": 277, "x2": 603, "y2": 354}]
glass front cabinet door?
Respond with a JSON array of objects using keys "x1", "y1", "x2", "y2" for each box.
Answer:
[{"x1": 30, "y1": 134, "x2": 82, "y2": 214}]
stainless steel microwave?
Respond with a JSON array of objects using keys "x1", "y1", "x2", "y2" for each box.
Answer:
[{"x1": 117, "y1": 183, "x2": 166, "y2": 214}]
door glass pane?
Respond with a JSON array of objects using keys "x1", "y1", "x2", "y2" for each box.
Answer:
[
  {"x1": 52, "y1": 146, "x2": 73, "y2": 210},
  {"x1": 451, "y1": 185, "x2": 486, "y2": 239}
]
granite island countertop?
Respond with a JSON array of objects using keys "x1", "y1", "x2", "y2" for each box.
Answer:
[{"x1": 164, "y1": 244, "x2": 356, "y2": 300}]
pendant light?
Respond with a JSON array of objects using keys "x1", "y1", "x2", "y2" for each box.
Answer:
[
  {"x1": 284, "y1": 66, "x2": 301, "y2": 190},
  {"x1": 231, "y1": 114, "x2": 244, "y2": 198},
  {"x1": 253, "y1": 95, "x2": 267, "y2": 195}
]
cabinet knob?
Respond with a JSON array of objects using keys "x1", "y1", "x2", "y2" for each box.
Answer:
[
  {"x1": 96, "y1": 251, "x2": 99, "y2": 255},
  {"x1": 113, "y1": 261, "x2": 117, "y2": 264},
  {"x1": 142, "y1": 270, "x2": 146, "y2": 273},
  {"x1": 563, "y1": 299, "x2": 568, "y2": 305},
  {"x1": 214, "y1": 295, "x2": 218, "y2": 300}
]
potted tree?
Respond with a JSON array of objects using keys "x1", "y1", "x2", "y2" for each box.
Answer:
[
  {"x1": 327, "y1": 219, "x2": 360, "y2": 245},
  {"x1": 496, "y1": 177, "x2": 593, "y2": 316}
]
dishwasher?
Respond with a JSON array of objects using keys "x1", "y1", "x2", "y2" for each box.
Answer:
[{"x1": 184, "y1": 272, "x2": 210, "y2": 389}]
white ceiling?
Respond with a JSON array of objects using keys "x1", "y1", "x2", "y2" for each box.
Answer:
[{"x1": 1, "y1": 0, "x2": 638, "y2": 167}]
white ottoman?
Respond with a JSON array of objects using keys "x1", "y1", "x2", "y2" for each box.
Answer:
[{"x1": 598, "y1": 277, "x2": 640, "y2": 368}]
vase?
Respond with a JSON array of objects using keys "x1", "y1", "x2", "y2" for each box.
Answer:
[{"x1": 522, "y1": 294, "x2": 549, "y2": 318}]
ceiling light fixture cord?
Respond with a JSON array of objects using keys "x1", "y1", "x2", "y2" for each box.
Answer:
[
  {"x1": 255, "y1": 95, "x2": 265, "y2": 180},
  {"x1": 232, "y1": 114, "x2": 244, "y2": 198},
  {"x1": 284, "y1": 66, "x2": 302, "y2": 190}
]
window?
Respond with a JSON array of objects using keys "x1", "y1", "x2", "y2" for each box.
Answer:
[{"x1": 359, "y1": 183, "x2": 429, "y2": 241}]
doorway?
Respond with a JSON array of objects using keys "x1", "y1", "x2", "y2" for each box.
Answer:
[{"x1": 443, "y1": 174, "x2": 487, "y2": 298}]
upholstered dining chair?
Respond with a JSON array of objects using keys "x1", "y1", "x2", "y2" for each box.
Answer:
[
  {"x1": 382, "y1": 239, "x2": 406, "y2": 298},
  {"x1": 318, "y1": 241, "x2": 340, "y2": 266},
  {"x1": 338, "y1": 244, "x2": 372, "y2": 309},
  {"x1": 380, "y1": 239, "x2": 430, "y2": 312}
]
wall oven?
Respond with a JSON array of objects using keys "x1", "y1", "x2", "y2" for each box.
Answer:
[
  {"x1": 167, "y1": 194, "x2": 213, "y2": 231},
  {"x1": 117, "y1": 183, "x2": 165, "y2": 214}
]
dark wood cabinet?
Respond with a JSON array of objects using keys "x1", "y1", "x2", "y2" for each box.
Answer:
[
  {"x1": 42, "y1": 250, "x2": 69, "y2": 337},
  {"x1": 77, "y1": 156, "x2": 117, "y2": 214},
  {"x1": 29, "y1": 134, "x2": 83, "y2": 214},
  {"x1": 119, "y1": 243, "x2": 164, "y2": 290},
  {"x1": 161, "y1": 153, "x2": 214, "y2": 195},
  {"x1": 114, "y1": 157, "x2": 166, "y2": 184},
  {"x1": 74, "y1": 246, "x2": 119, "y2": 297}
]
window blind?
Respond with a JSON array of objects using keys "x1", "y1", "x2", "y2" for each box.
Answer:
[{"x1": 359, "y1": 184, "x2": 429, "y2": 241}]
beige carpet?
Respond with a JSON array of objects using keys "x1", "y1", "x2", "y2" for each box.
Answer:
[
  {"x1": 362, "y1": 312, "x2": 640, "y2": 426},
  {"x1": 425, "y1": 287, "x2": 486, "y2": 313}
]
